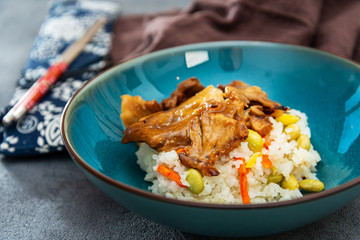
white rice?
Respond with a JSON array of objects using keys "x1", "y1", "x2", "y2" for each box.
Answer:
[{"x1": 135, "y1": 109, "x2": 321, "y2": 204}]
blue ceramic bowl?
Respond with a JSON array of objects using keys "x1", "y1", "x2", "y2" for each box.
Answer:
[{"x1": 61, "y1": 41, "x2": 360, "y2": 237}]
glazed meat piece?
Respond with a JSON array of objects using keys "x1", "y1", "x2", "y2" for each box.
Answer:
[
  {"x1": 122, "y1": 86, "x2": 225, "y2": 151},
  {"x1": 184, "y1": 110, "x2": 248, "y2": 176},
  {"x1": 122, "y1": 85, "x2": 248, "y2": 176},
  {"x1": 248, "y1": 115, "x2": 273, "y2": 137},
  {"x1": 161, "y1": 77, "x2": 205, "y2": 110},
  {"x1": 121, "y1": 79, "x2": 285, "y2": 176},
  {"x1": 120, "y1": 77, "x2": 205, "y2": 127},
  {"x1": 122, "y1": 117, "x2": 192, "y2": 151},
  {"x1": 224, "y1": 82, "x2": 286, "y2": 136},
  {"x1": 224, "y1": 83, "x2": 282, "y2": 111},
  {"x1": 177, "y1": 95, "x2": 249, "y2": 176},
  {"x1": 120, "y1": 95, "x2": 162, "y2": 127}
]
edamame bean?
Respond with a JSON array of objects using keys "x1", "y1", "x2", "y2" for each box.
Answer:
[
  {"x1": 299, "y1": 179, "x2": 324, "y2": 192},
  {"x1": 284, "y1": 124, "x2": 301, "y2": 140},
  {"x1": 297, "y1": 134, "x2": 311, "y2": 150},
  {"x1": 276, "y1": 114, "x2": 300, "y2": 126},
  {"x1": 186, "y1": 168, "x2": 204, "y2": 194},
  {"x1": 246, "y1": 129, "x2": 263, "y2": 152},
  {"x1": 281, "y1": 174, "x2": 299, "y2": 190},
  {"x1": 267, "y1": 174, "x2": 284, "y2": 184}
]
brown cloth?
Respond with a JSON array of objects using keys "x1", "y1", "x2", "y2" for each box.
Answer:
[{"x1": 111, "y1": 0, "x2": 360, "y2": 64}]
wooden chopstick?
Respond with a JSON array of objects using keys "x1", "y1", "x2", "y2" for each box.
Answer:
[{"x1": 2, "y1": 17, "x2": 108, "y2": 126}]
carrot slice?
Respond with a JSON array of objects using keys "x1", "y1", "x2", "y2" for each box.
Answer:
[
  {"x1": 240, "y1": 173, "x2": 250, "y2": 204},
  {"x1": 237, "y1": 160, "x2": 250, "y2": 204},
  {"x1": 236, "y1": 158, "x2": 249, "y2": 175},
  {"x1": 156, "y1": 165, "x2": 187, "y2": 188},
  {"x1": 262, "y1": 154, "x2": 272, "y2": 169},
  {"x1": 238, "y1": 161, "x2": 247, "y2": 175}
]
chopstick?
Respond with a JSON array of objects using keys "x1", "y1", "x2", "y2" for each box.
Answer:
[{"x1": 2, "y1": 17, "x2": 108, "y2": 126}]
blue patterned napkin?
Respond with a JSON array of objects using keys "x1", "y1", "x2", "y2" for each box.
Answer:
[{"x1": 0, "y1": 0, "x2": 120, "y2": 156}]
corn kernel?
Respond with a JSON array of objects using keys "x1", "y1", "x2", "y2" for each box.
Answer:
[{"x1": 246, "y1": 152, "x2": 262, "y2": 168}]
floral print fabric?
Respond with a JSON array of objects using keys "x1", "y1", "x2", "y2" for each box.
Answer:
[{"x1": 0, "y1": 0, "x2": 120, "y2": 156}]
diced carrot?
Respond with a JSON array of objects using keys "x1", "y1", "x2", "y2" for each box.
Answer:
[
  {"x1": 240, "y1": 173, "x2": 250, "y2": 204},
  {"x1": 262, "y1": 154, "x2": 272, "y2": 169},
  {"x1": 156, "y1": 165, "x2": 187, "y2": 188},
  {"x1": 263, "y1": 137, "x2": 273, "y2": 150},
  {"x1": 176, "y1": 148, "x2": 186, "y2": 155}
]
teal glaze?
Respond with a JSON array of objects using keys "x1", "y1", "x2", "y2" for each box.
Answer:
[{"x1": 61, "y1": 41, "x2": 360, "y2": 237}]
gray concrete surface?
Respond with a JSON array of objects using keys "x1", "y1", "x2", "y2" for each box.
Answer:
[{"x1": 0, "y1": 1, "x2": 359, "y2": 239}]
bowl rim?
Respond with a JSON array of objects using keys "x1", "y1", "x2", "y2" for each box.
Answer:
[{"x1": 61, "y1": 40, "x2": 360, "y2": 209}]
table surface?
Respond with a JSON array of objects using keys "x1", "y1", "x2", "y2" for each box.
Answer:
[{"x1": 1, "y1": 1, "x2": 359, "y2": 239}]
